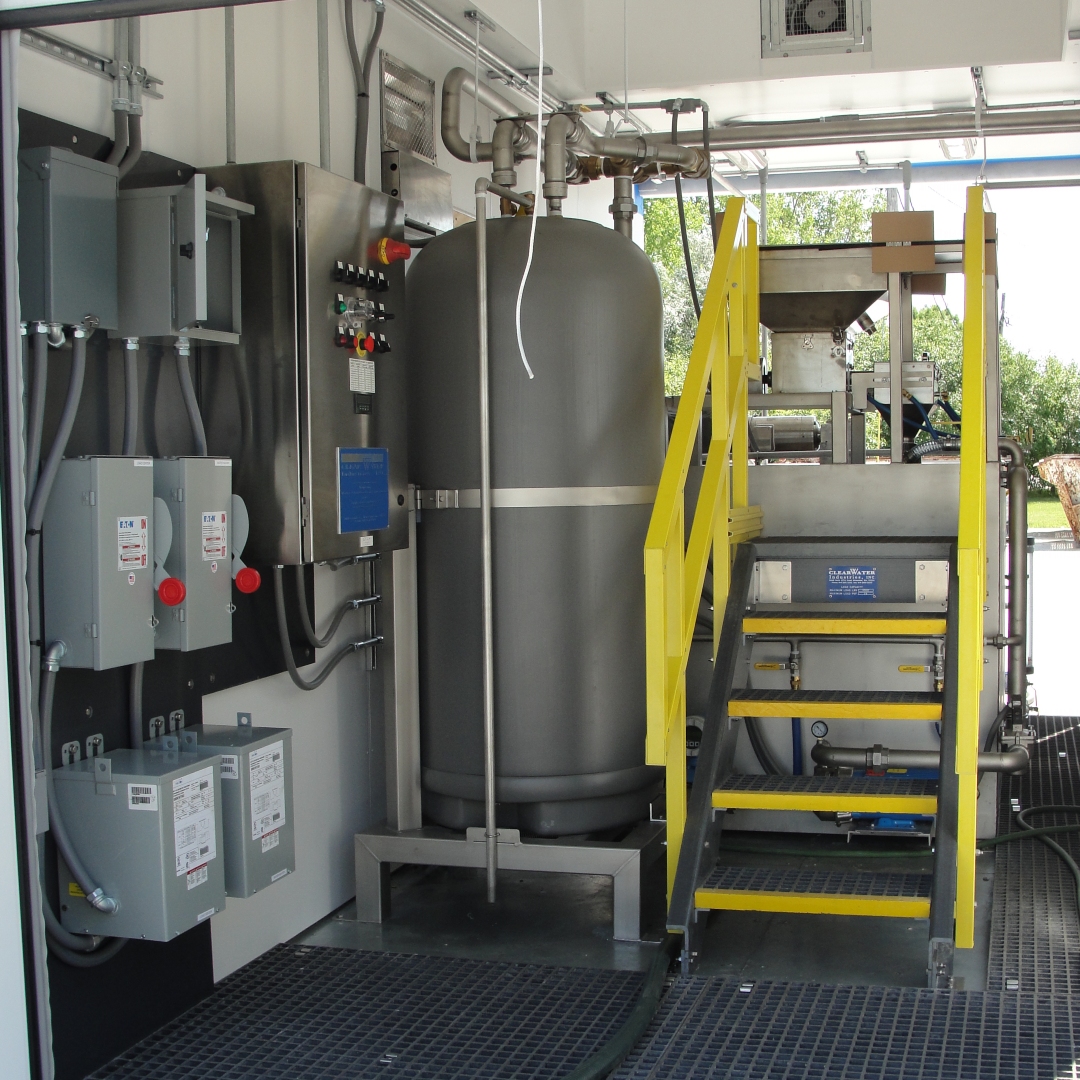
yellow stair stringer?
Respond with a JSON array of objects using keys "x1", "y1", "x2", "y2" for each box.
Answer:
[{"x1": 693, "y1": 890, "x2": 931, "y2": 918}]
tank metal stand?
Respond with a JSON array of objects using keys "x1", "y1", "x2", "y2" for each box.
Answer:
[{"x1": 354, "y1": 820, "x2": 666, "y2": 942}]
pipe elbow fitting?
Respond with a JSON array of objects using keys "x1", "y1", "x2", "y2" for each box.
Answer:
[
  {"x1": 87, "y1": 888, "x2": 119, "y2": 915},
  {"x1": 42, "y1": 641, "x2": 67, "y2": 672}
]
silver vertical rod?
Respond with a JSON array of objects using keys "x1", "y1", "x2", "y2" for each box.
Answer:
[
  {"x1": 224, "y1": 6, "x2": 236, "y2": 164},
  {"x1": 317, "y1": 0, "x2": 330, "y2": 171},
  {"x1": 888, "y1": 272, "x2": 903, "y2": 463},
  {"x1": 475, "y1": 178, "x2": 497, "y2": 903}
]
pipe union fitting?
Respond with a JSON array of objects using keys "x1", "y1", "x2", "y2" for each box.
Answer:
[{"x1": 87, "y1": 888, "x2": 119, "y2": 915}]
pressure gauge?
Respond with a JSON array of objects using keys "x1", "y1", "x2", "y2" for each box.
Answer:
[{"x1": 810, "y1": 721, "x2": 829, "y2": 739}]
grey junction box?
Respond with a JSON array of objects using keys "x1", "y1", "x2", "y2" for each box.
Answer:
[
  {"x1": 179, "y1": 725, "x2": 294, "y2": 897},
  {"x1": 153, "y1": 457, "x2": 234, "y2": 651},
  {"x1": 53, "y1": 747, "x2": 226, "y2": 941},
  {"x1": 18, "y1": 145, "x2": 118, "y2": 329},
  {"x1": 43, "y1": 456, "x2": 156, "y2": 670}
]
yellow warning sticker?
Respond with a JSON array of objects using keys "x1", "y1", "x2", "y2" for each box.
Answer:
[
  {"x1": 754, "y1": 662, "x2": 784, "y2": 671},
  {"x1": 898, "y1": 665, "x2": 928, "y2": 673},
  {"x1": 68, "y1": 882, "x2": 85, "y2": 898}
]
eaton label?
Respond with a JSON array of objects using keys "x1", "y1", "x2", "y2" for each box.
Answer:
[
  {"x1": 827, "y1": 565, "x2": 878, "y2": 601},
  {"x1": 117, "y1": 516, "x2": 148, "y2": 571}
]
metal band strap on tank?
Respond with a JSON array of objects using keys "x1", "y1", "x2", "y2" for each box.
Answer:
[{"x1": 418, "y1": 485, "x2": 658, "y2": 509}]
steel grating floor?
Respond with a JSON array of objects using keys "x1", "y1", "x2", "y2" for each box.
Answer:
[
  {"x1": 613, "y1": 981, "x2": 1080, "y2": 1080},
  {"x1": 990, "y1": 715, "x2": 1080, "y2": 994},
  {"x1": 700, "y1": 865, "x2": 932, "y2": 898},
  {"x1": 88, "y1": 946, "x2": 644, "y2": 1079},
  {"x1": 715, "y1": 774, "x2": 938, "y2": 796}
]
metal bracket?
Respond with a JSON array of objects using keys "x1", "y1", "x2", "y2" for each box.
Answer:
[
  {"x1": 85, "y1": 733, "x2": 104, "y2": 759},
  {"x1": 169, "y1": 709, "x2": 185, "y2": 733},
  {"x1": 20, "y1": 28, "x2": 164, "y2": 99},
  {"x1": 148, "y1": 716, "x2": 165, "y2": 740},
  {"x1": 93, "y1": 756, "x2": 115, "y2": 796},
  {"x1": 60, "y1": 741, "x2": 81, "y2": 766},
  {"x1": 465, "y1": 827, "x2": 521, "y2": 846}
]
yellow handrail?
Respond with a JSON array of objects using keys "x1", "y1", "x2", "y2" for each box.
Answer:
[
  {"x1": 644, "y1": 198, "x2": 762, "y2": 895},
  {"x1": 955, "y1": 186, "x2": 987, "y2": 949}
]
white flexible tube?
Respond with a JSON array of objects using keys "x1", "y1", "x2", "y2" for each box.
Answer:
[{"x1": 513, "y1": 0, "x2": 542, "y2": 381}]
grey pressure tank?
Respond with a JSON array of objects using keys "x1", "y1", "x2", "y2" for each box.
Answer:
[{"x1": 407, "y1": 216, "x2": 665, "y2": 837}]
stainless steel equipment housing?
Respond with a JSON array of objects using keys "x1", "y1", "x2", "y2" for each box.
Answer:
[{"x1": 200, "y1": 162, "x2": 408, "y2": 564}]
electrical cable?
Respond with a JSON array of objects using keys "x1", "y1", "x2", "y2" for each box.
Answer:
[
  {"x1": 117, "y1": 113, "x2": 142, "y2": 180},
  {"x1": 293, "y1": 564, "x2": 372, "y2": 649},
  {"x1": 122, "y1": 343, "x2": 139, "y2": 455},
  {"x1": 741, "y1": 668, "x2": 783, "y2": 775},
  {"x1": 702, "y1": 104, "x2": 717, "y2": 251},
  {"x1": 561, "y1": 932, "x2": 679, "y2": 1080},
  {"x1": 512, "y1": 0, "x2": 542, "y2": 381},
  {"x1": 129, "y1": 661, "x2": 144, "y2": 748},
  {"x1": 104, "y1": 109, "x2": 129, "y2": 168},
  {"x1": 671, "y1": 109, "x2": 700, "y2": 320},
  {"x1": 175, "y1": 343, "x2": 208, "y2": 455},
  {"x1": 345, "y1": 0, "x2": 384, "y2": 185},
  {"x1": 25, "y1": 326, "x2": 48, "y2": 510},
  {"x1": 273, "y1": 566, "x2": 379, "y2": 691}
]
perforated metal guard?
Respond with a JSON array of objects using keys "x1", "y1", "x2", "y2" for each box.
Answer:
[
  {"x1": 380, "y1": 52, "x2": 436, "y2": 163},
  {"x1": 787, "y1": 0, "x2": 848, "y2": 35},
  {"x1": 989, "y1": 715, "x2": 1080, "y2": 994},
  {"x1": 90, "y1": 946, "x2": 644, "y2": 1079},
  {"x1": 614, "y1": 981, "x2": 1080, "y2": 1080},
  {"x1": 701, "y1": 865, "x2": 932, "y2": 898},
  {"x1": 716, "y1": 774, "x2": 938, "y2": 796}
]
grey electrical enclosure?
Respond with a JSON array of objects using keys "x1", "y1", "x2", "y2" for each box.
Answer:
[
  {"x1": 199, "y1": 162, "x2": 408, "y2": 565},
  {"x1": 43, "y1": 457, "x2": 155, "y2": 670},
  {"x1": 54, "y1": 747, "x2": 226, "y2": 941},
  {"x1": 117, "y1": 173, "x2": 253, "y2": 342},
  {"x1": 153, "y1": 457, "x2": 234, "y2": 651},
  {"x1": 18, "y1": 146, "x2": 118, "y2": 329},
  {"x1": 182, "y1": 725, "x2": 294, "y2": 897}
]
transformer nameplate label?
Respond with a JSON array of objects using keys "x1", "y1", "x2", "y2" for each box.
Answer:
[
  {"x1": 249, "y1": 740, "x2": 286, "y2": 841},
  {"x1": 173, "y1": 765, "x2": 216, "y2": 875},
  {"x1": 349, "y1": 357, "x2": 376, "y2": 394},
  {"x1": 336, "y1": 447, "x2": 389, "y2": 534},
  {"x1": 826, "y1": 565, "x2": 878, "y2": 601}
]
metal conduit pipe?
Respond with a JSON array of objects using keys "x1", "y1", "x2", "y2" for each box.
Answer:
[
  {"x1": 642, "y1": 105, "x2": 1080, "y2": 154},
  {"x1": 441, "y1": 68, "x2": 537, "y2": 164},
  {"x1": 490, "y1": 118, "x2": 519, "y2": 188},
  {"x1": 998, "y1": 437, "x2": 1029, "y2": 719},
  {"x1": 811, "y1": 740, "x2": 1030, "y2": 774},
  {"x1": 610, "y1": 166, "x2": 635, "y2": 237}
]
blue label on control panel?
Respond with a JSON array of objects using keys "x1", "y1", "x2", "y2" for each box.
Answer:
[
  {"x1": 826, "y1": 565, "x2": 877, "y2": 601},
  {"x1": 337, "y1": 447, "x2": 389, "y2": 533}
]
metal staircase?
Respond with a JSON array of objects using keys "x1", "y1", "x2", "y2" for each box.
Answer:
[{"x1": 644, "y1": 187, "x2": 989, "y2": 988}]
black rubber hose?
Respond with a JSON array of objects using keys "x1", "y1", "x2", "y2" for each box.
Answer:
[
  {"x1": 702, "y1": 104, "x2": 718, "y2": 252},
  {"x1": 104, "y1": 109, "x2": 129, "y2": 168},
  {"x1": 346, "y1": 0, "x2": 384, "y2": 185},
  {"x1": 561, "y1": 933, "x2": 679, "y2": 1080},
  {"x1": 293, "y1": 565, "x2": 368, "y2": 649},
  {"x1": 117, "y1": 112, "x2": 142, "y2": 180},
  {"x1": 25, "y1": 327, "x2": 48, "y2": 509},
  {"x1": 671, "y1": 110, "x2": 700, "y2": 320},
  {"x1": 175, "y1": 347, "x2": 208, "y2": 455},
  {"x1": 46, "y1": 933, "x2": 126, "y2": 968},
  {"x1": 745, "y1": 715, "x2": 782, "y2": 776},
  {"x1": 1014, "y1": 806, "x2": 1080, "y2": 911},
  {"x1": 273, "y1": 566, "x2": 374, "y2": 691}
]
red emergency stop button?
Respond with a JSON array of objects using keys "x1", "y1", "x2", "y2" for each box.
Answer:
[
  {"x1": 235, "y1": 567, "x2": 261, "y2": 594},
  {"x1": 158, "y1": 577, "x2": 186, "y2": 606},
  {"x1": 361, "y1": 334, "x2": 376, "y2": 353},
  {"x1": 370, "y1": 237, "x2": 411, "y2": 265}
]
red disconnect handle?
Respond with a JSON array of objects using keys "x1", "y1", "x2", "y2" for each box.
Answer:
[
  {"x1": 235, "y1": 567, "x2": 262, "y2": 594},
  {"x1": 370, "y1": 237, "x2": 411, "y2": 265},
  {"x1": 158, "y1": 577, "x2": 186, "y2": 606}
]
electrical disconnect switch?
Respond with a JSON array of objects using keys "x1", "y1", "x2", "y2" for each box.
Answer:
[
  {"x1": 153, "y1": 457, "x2": 234, "y2": 651},
  {"x1": 43, "y1": 457, "x2": 156, "y2": 670}
]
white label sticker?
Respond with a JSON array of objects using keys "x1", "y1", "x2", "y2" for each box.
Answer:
[
  {"x1": 271, "y1": 868, "x2": 290, "y2": 882},
  {"x1": 197, "y1": 907, "x2": 215, "y2": 922},
  {"x1": 133, "y1": 458, "x2": 153, "y2": 467},
  {"x1": 173, "y1": 765, "x2": 217, "y2": 876},
  {"x1": 349, "y1": 357, "x2": 376, "y2": 394},
  {"x1": 187, "y1": 864, "x2": 208, "y2": 890},
  {"x1": 202, "y1": 511, "x2": 228, "y2": 561},
  {"x1": 249, "y1": 741, "x2": 286, "y2": 840},
  {"x1": 117, "y1": 516, "x2": 149, "y2": 571},
  {"x1": 262, "y1": 829, "x2": 280, "y2": 854},
  {"x1": 220, "y1": 754, "x2": 239, "y2": 780},
  {"x1": 214, "y1": 459, "x2": 230, "y2": 467},
  {"x1": 128, "y1": 783, "x2": 158, "y2": 810}
]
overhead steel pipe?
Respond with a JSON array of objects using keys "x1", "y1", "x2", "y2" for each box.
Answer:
[
  {"x1": 811, "y1": 740, "x2": 1030, "y2": 774},
  {"x1": 999, "y1": 437, "x2": 1029, "y2": 720}
]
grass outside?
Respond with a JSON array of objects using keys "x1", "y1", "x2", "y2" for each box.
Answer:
[{"x1": 1029, "y1": 493, "x2": 1069, "y2": 530}]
